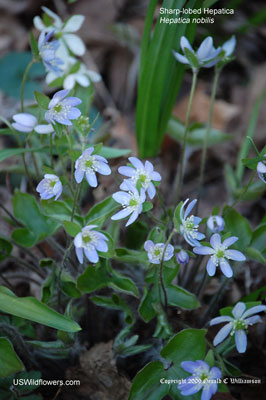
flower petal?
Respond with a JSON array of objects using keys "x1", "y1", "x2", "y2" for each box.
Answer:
[
  {"x1": 63, "y1": 33, "x2": 86, "y2": 56},
  {"x1": 232, "y1": 302, "x2": 246, "y2": 319},
  {"x1": 180, "y1": 361, "x2": 197, "y2": 373},
  {"x1": 242, "y1": 305, "x2": 266, "y2": 319},
  {"x1": 245, "y1": 315, "x2": 262, "y2": 325},
  {"x1": 118, "y1": 166, "x2": 135, "y2": 177},
  {"x1": 111, "y1": 208, "x2": 131, "y2": 221},
  {"x1": 193, "y1": 246, "x2": 214, "y2": 255},
  {"x1": 235, "y1": 329, "x2": 247, "y2": 353},
  {"x1": 13, "y1": 113, "x2": 37, "y2": 127},
  {"x1": 184, "y1": 199, "x2": 197, "y2": 219},
  {"x1": 219, "y1": 258, "x2": 233, "y2": 278},
  {"x1": 222, "y1": 35, "x2": 236, "y2": 57},
  {"x1": 63, "y1": 15, "x2": 85, "y2": 33},
  {"x1": 74, "y1": 168, "x2": 84, "y2": 184},
  {"x1": 126, "y1": 210, "x2": 139, "y2": 226},
  {"x1": 86, "y1": 172, "x2": 97, "y2": 187},
  {"x1": 225, "y1": 249, "x2": 246, "y2": 261},
  {"x1": 75, "y1": 247, "x2": 83, "y2": 264},
  {"x1": 206, "y1": 258, "x2": 216, "y2": 276},
  {"x1": 223, "y1": 236, "x2": 238, "y2": 247},
  {"x1": 213, "y1": 323, "x2": 233, "y2": 346},
  {"x1": 128, "y1": 156, "x2": 143, "y2": 170},
  {"x1": 210, "y1": 233, "x2": 221, "y2": 249},
  {"x1": 63, "y1": 75, "x2": 76, "y2": 90},
  {"x1": 144, "y1": 240, "x2": 154, "y2": 252},
  {"x1": 147, "y1": 183, "x2": 156, "y2": 199},
  {"x1": 180, "y1": 36, "x2": 193, "y2": 53},
  {"x1": 85, "y1": 248, "x2": 99, "y2": 263},
  {"x1": 172, "y1": 51, "x2": 189, "y2": 65},
  {"x1": 196, "y1": 36, "x2": 213, "y2": 60},
  {"x1": 209, "y1": 316, "x2": 233, "y2": 326},
  {"x1": 34, "y1": 124, "x2": 54, "y2": 134}
]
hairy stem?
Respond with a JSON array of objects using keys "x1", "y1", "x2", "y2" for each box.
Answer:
[
  {"x1": 159, "y1": 230, "x2": 175, "y2": 314},
  {"x1": 196, "y1": 68, "x2": 220, "y2": 213},
  {"x1": 174, "y1": 70, "x2": 198, "y2": 204},
  {"x1": 20, "y1": 60, "x2": 35, "y2": 112}
]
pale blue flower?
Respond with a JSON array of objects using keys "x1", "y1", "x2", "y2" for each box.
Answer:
[
  {"x1": 210, "y1": 302, "x2": 266, "y2": 353},
  {"x1": 74, "y1": 147, "x2": 111, "y2": 187},
  {"x1": 34, "y1": 7, "x2": 86, "y2": 56},
  {"x1": 74, "y1": 225, "x2": 109, "y2": 264},
  {"x1": 176, "y1": 249, "x2": 189, "y2": 265},
  {"x1": 34, "y1": 124, "x2": 54, "y2": 135},
  {"x1": 119, "y1": 157, "x2": 161, "y2": 200},
  {"x1": 144, "y1": 240, "x2": 174, "y2": 264},
  {"x1": 36, "y1": 174, "x2": 62, "y2": 200},
  {"x1": 193, "y1": 233, "x2": 246, "y2": 278},
  {"x1": 12, "y1": 113, "x2": 37, "y2": 133},
  {"x1": 178, "y1": 360, "x2": 221, "y2": 400},
  {"x1": 111, "y1": 182, "x2": 146, "y2": 227},
  {"x1": 221, "y1": 35, "x2": 236, "y2": 58},
  {"x1": 207, "y1": 216, "x2": 225, "y2": 233},
  {"x1": 173, "y1": 36, "x2": 221, "y2": 71},
  {"x1": 180, "y1": 199, "x2": 205, "y2": 247},
  {"x1": 45, "y1": 89, "x2": 81, "y2": 125},
  {"x1": 257, "y1": 157, "x2": 266, "y2": 184},
  {"x1": 38, "y1": 30, "x2": 64, "y2": 75}
]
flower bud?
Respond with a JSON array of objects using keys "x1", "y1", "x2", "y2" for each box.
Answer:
[
  {"x1": 176, "y1": 249, "x2": 189, "y2": 265},
  {"x1": 207, "y1": 215, "x2": 225, "y2": 233}
]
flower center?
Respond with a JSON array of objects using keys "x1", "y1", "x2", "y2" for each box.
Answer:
[
  {"x1": 54, "y1": 104, "x2": 62, "y2": 113},
  {"x1": 232, "y1": 319, "x2": 247, "y2": 333},
  {"x1": 129, "y1": 198, "x2": 138, "y2": 207},
  {"x1": 154, "y1": 248, "x2": 161, "y2": 257},
  {"x1": 85, "y1": 159, "x2": 94, "y2": 168},
  {"x1": 183, "y1": 216, "x2": 199, "y2": 238},
  {"x1": 81, "y1": 231, "x2": 98, "y2": 249},
  {"x1": 216, "y1": 249, "x2": 224, "y2": 259},
  {"x1": 200, "y1": 373, "x2": 209, "y2": 382}
]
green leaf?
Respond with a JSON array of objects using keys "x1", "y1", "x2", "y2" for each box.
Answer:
[
  {"x1": 12, "y1": 191, "x2": 60, "y2": 247},
  {"x1": 136, "y1": 0, "x2": 201, "y2": 157},
  {"x1": 245, "y1": 247, "x2": 266, "y2": 264},
  {"x1": 167, "y1": 117, "x2": 231, "y2": 147},
  {"x1": 183, "y1": 47, "x2": 198, "y2": 69},
  {"x1": 129, "y1": 329, "x2": 206, "y2": 400},
  {"x1": 85, "y1": 195, "x2": 119, "y2": 227},
  {"x1": 223, "y1": 206, "x2": 252, "y2": 251},
  {"x1": 34, "y1": 91, "x2": 50, "y2": 109},
  {"x1": 242, "y1": 286, "x2": 266, "y2": 302},
  {"x1": 139, "y1": 266, "x2": 199, "y2": 322},
  {"x1": 63, "y1": 221, "x2": 81, "y2": 237},
  {"x1": 148, "y1": 227, "x2": 166, "y2": 243},
  {"x1": 174, "y1": 201, "x2": 183, "y2": 232},
  {"x1": 0, "y1": 285, "x2": 81, "y2": 332},
  {"x1": 0, "y1": 147, "x2": 47, "y2": 163},
  {"x1": 98, "y1": 146, "x2": 131, "y2": 159},
  {"x1": 61, "y1": 272, "x2": 82, "y2": 298},
  {"x1": 0, "y1": 337, "x2": 24, "y2": 377},
  {"x1": 110, "y1": 269, "x2": 139, "y2": 297},
  {"x1": 250, "y1": 224, "x2": 266, "y2": 253},
  {"x1": 90, "y1": 294, "x2": 133, "y2": 324},
  {"x1": 77, "y1": 263, "x2": 139, "y2": 297},
  {"x1": 129, "y1": 361, "x2": 169, "y2": 400},
  {"x1": 30, "y1": 32, "x2": 39, "y2": 59},
  {"x1": 41, "y1": 199, "x2": 81, "y2": 225},
  {"x1": 142, "y1": 202, "x2": 153, "y2": 213},
  {"x1": 0, "y1": 52, "x2": 44, "y2": 99},
  {"x1": 114, "y1": 248, "x2": 149, "y2": 265},
  {"x1": 0, "y1": 237, "x2": 12, "y2": 262}
]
